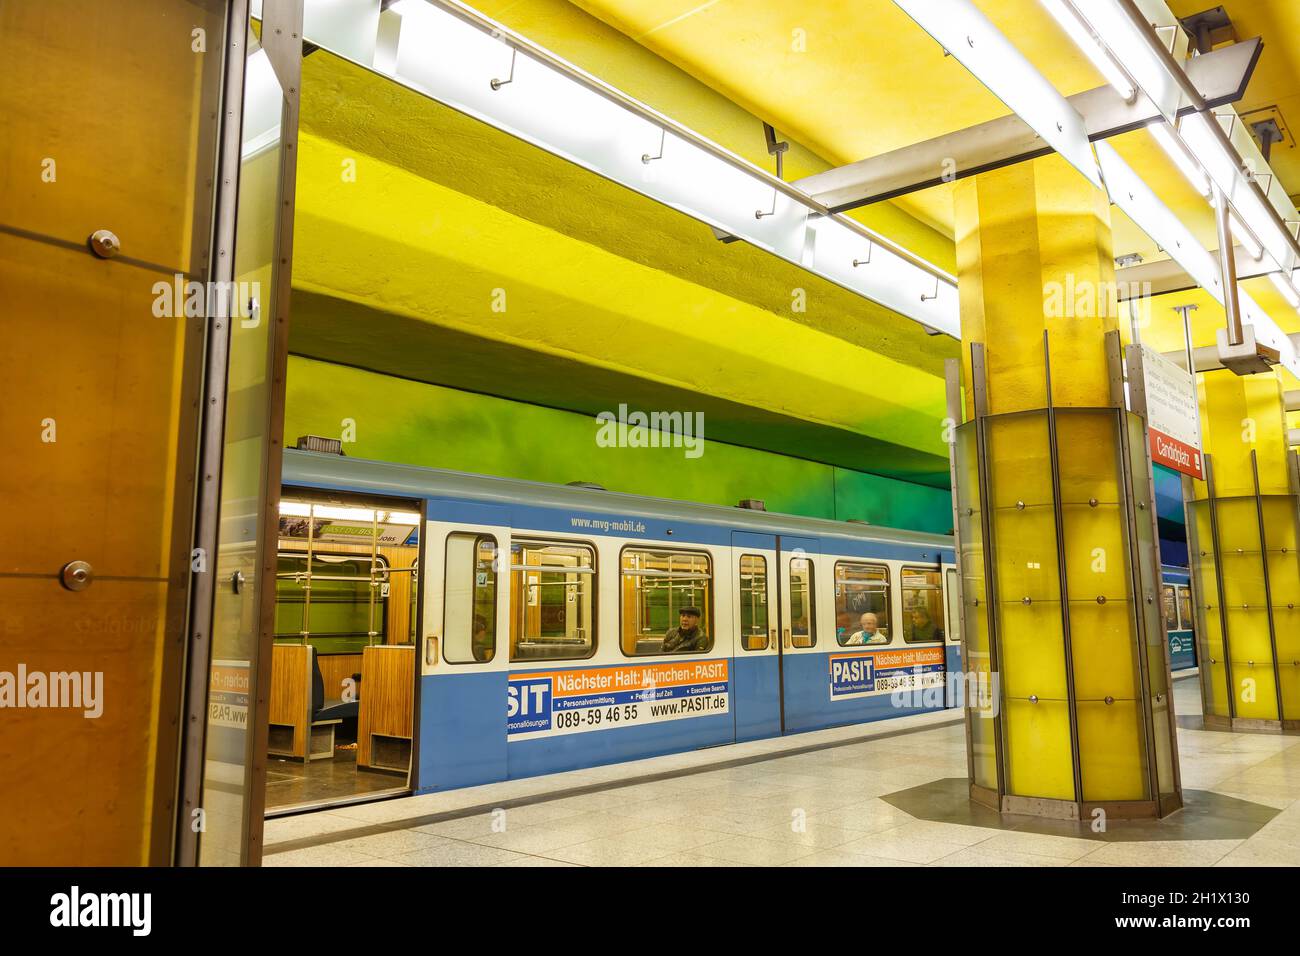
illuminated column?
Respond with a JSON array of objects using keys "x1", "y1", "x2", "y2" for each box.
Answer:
[
  {"x1": 1189, "y1": 369, "x2": 1300, "y2": 730},
  {"x1": 950, "y1": 154, "x2": 1182, "y2": 820}
]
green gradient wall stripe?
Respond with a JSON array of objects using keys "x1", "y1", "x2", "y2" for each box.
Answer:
[{"x1": 285, "y1": 356, "x2": 953, "y2": 534}]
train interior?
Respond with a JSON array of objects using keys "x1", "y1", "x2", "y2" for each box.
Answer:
[{"x1": 266, "y1": 490, "x2": 421, "y2": 812}]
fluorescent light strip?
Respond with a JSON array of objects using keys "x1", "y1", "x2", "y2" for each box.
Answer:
[
  {"x1": 1097, "y1": 141, "x2": 1300, "y2": 378},
  {"x1": 329, "y1": 0, "x2": 958, "y2": 335},
  {"x1": 1270, "y1": 270, "x2": 1300, "y2": 309},
  {"x1": 1180, "y1": 112, "x2": 1296, "y2": 276},
  {"x1": 1059, "y1": 0, "x2": 1183, "y2": 122},
  {"x1": 893, "y1": 0, "x2": 1100, "y2": 188},
  {"x1": 1041, "y1": 0, "x2": 1135, "y2": 101},
  {"x1": 1230, "y1": 214, "x2": 1264, "y2": 262},
  {"x1": 1148, "y1": 122, "x2": 1209, "y2": 197},
  {"x1": 279, "y1": 501, "x2": 421, "y2": 525},
  {"x1": 1062, "y1": 1, "x2": 1300, "y2": 278}
]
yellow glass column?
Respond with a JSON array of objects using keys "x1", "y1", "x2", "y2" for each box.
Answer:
[
  {"x1": 1190, "y1": 370, "x2": 1300, "y2": 730},
  {"x1": 952, "y1": 155, "x2": 1182, "y2": 819}
]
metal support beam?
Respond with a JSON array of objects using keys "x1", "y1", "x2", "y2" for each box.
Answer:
[
  {"x1": 1214, "y1": 185, "x2": 1245, "y2": 347},
  {"x1": 1116, "y1": 244, "x2": 1273, "y2": 298},
  {"x1": 792, "y1": 38, "x2": 1261, "y2": 211}
]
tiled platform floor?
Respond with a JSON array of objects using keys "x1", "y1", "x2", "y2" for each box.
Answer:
[{"x1": 263, "y1": 674, "x2": 1300, "y2": 867}]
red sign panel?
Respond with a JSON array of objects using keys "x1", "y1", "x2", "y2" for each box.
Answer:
[{"x1": 1150, "y1": 429, "x2": 1203, "y2": 481}]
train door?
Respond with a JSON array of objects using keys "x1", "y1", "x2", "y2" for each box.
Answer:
[
  {"x1": 266, "y1": 492, "x2": 422, "y2": 813},
  {"x1": 419, "y1": 504, "x2": 512, "y2": 790},
  {"x1": 943, "y1": 567, "x2": 962, "y2": 708},
  {"x1": 898, "y1": 566, "x2": 948, "y2": 713},
  {"x1": 731, "y1": 532, "x2": 779, "y2": 740},
  {"x1": 777, "y1": 535, "x2": 822, "y2": 733}
]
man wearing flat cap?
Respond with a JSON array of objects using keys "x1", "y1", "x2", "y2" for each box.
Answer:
[{"x1": 663, "y1": 607, "x2": 708, "y2": 653}]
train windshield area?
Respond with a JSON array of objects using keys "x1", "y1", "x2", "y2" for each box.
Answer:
[{"x1": 266, "y1": 492, "x2": 421, "y2": 812}]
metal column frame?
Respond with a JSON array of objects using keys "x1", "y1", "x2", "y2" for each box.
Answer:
[
  {"x1": 1203, "y1": 455, "x2": 1237, "y2": 719},
  {"x1": 175, "y1": 0, "x2": 304, "y2": 867},
  {"x1": 245, "y1": 0, "x2": 305, "y2": 867},
  {"x1": 1249, "y1": 450, "x2": 1286, "y2": 722},
  {"x1": 1115, "y1": 409, "x2": 1163, "y2": 805},
  {"x1": 176, "y1": 0, "x2": 251, "y2": 868},
  {"x1": 968, "y1": 343, "x2": 1007, "y2": 805},
  {"x1": 1042, "y1": 333, "x2": 1084, "y2": 804},
  {"x1": 944, "y1": 358, "x2": 974, "y2": 771},
  {"x1": 1123, "y1": 340, "x2": 1184, "y2": 804}
]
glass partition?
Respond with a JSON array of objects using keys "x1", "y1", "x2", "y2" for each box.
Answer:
[{"x1": 198, "y1": 11, "x2": 291, "y2": 865}]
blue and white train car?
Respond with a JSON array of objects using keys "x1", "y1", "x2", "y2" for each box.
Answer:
[{"x1": 282, "y1": 449, "x2": 961, "y2": 794}]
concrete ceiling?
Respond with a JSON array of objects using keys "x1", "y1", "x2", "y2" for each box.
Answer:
[
  {"x1": 562, "y1": 0, "x2": 1300, "y2": 351},
  {"x1": 288, "y1": 0, "x2": 1300, "y2": 493},
  {"x1": 292, "y1": 46, "x2": 956, "y2": 488}
]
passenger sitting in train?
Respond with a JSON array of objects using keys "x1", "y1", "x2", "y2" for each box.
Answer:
[
  {"x1": 663, "y1": 607, "x2": 708, "y2": 653},
  {"x1": 471, "y1": 614, "x2": 492, "y2": 662},
  {"x1": 907, "y1": 607, "x2": 943, "y2": 642},
  {"x1": 842, "y1": 612, "x2": 888, "y2": 646}
]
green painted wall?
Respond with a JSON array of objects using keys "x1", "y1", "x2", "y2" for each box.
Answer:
[{"x1": 285, "y1": 356, "x2": 954, "y2": 535}]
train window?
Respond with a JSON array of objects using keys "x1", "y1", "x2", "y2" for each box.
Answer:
[
  {"x1": 622, "y1": 548, "x2": 713, "y2": 656},
  {"x1": 444, "y1": 534, "x2": 499, "y2": 663},
  {"x1": 834, "y1": 562, "x2": 890, "y2": 645},
  {"x1": 275, "y1": 552, "x2": 390, "y2": 654},
  {"x1": 739, "y1": 554, "x2": 769, "y2": 651},
  {"x1": 1162, "y1": 585, "x2": 1178, "y2": 633},
  {"x1": 901, "y1": 568, "x2": 945, "y2": 644},
  {"x1": 1176, "y1": 586, "x2": 1192, "y2": 631},
  {"x1": 511, "y1": 540, "x2": 597, "y2": 661},
  {"x1": 788, "y1": 555, "x2": 816, "y2": 647}
]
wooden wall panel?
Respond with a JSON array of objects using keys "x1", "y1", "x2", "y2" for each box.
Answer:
[
  {"x1": 316, "y1": 653, "x2": 362, "y2": 700},
  {"x1": 268, "y1": 644, "x2": 310, "y2": 760},
  {"x1": 356, "y1": 645, "x2": 414, "y2": 770},
  {"x1": 0, "y1": 0, "x2": 226, "y2": 865}
]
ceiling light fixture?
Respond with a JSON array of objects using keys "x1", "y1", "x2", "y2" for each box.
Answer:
[
  {"x1": 1269, "y1": 270, "x2": 1300, "y2": 309},
  {"x1": 893, "y1": 0, "x2": 1101, "y2": 188},
  {"x1": 1050, "y1": 0, "x2": 1183, "y2": 122},
  {"x1": 376, "y1": 0, "x2": 959, "y2": 335},
  {"x1": 1148, "y1": 122, "x2": 1210, "y2": 197},
  {"x1": 1040, "y1": 0, "x2": 1136, "y2": 102},
  {"x1": 1178, "y1": 111, "x2": 1295, "y2": 275},
  {"x1": 1229, "y1": 213, "x2": 1264, "y2": 262}
]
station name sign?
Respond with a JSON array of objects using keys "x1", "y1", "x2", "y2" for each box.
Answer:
[{"x1": 1140, "y1": 344, "x2": 1203, "y2": 481}]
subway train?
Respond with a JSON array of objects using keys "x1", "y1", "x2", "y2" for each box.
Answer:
[{"x1": 268, "y1": 448, "x2": 1195, "y2": 807}]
